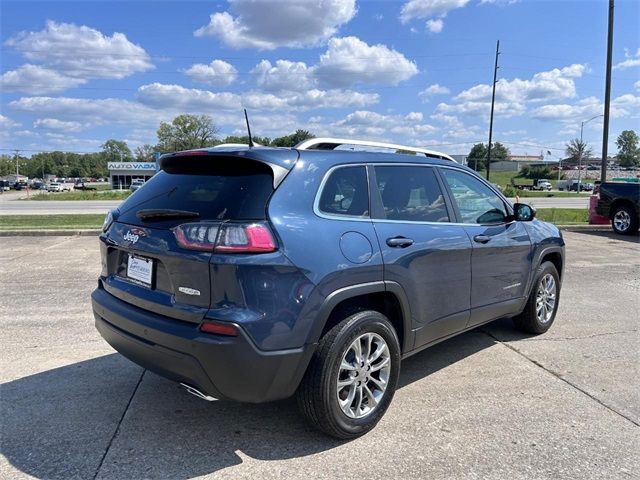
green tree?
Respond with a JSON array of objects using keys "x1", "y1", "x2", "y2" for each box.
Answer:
[
  {"x1": 467, "y1": 143, "x2": 488, "y2": 170},
  {"x1": 222, "y1": 135, "x2": 271, "y2": 146},
  {"x1": 565, "y1": 138, "x2": 592, "y2": 162},
  {"x1": 270, "y1": 129, "x2": 315, "y2": 147},
  {"x1": 616, "y1": 130, "x2": 639, "y2": 167},
  {"x1": 102, "y1": 139, "x2": 132, "y2": 161},
  {"x1": 134, "y1": 144, "x2": 156, "y2": 162},
  {"x1": 156, "y1": 114, "x2": 219, "y2": 152},
  {"x1": 466, "y1": 142, "x2": 509, "y2": 171}
]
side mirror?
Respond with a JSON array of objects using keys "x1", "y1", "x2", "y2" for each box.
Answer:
[{"x1": 513, "y1": 203, "x2": 535, "y2": 222}]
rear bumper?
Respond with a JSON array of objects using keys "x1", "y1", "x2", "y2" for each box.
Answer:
[{"x1": 92, "y1": 284, "x2": 315, "y2": 403}]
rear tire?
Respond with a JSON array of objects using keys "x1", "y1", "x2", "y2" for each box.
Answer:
[
  {"x1": 297, "y1": 310, "x2": 401, "y2": 439},
  {"x1": 513, "y1": 261, "x2": 560, "y2": 334},
  {"x1": 611, "y1": 204, "x2": 638, "y2": 235}
]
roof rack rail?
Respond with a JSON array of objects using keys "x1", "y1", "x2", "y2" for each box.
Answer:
[{"x1": 294, "y1": 137, "x2": 455, "y2": 161}]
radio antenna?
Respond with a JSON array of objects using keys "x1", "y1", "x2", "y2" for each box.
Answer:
[{"x1": 244, "y1": 109, "x2": 254, "y2": 148}]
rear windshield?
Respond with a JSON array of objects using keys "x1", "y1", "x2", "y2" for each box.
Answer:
[{"x1": 117, "y1": 157, "x2": 274, "y2": 224}]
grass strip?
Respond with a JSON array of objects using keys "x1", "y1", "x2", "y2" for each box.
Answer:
[
  {"x1": 26, "y1": 190, "x2": 131, "y2": 201},
  {"x1": 535, "y1": 208, "x2": 588, "y2": 224},
  {"x1": 0, "y1": 214, "x2": 105, "y2": 230}
]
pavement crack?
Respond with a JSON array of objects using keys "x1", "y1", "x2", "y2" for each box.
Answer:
[
  {"x1": 481, "y1": 329, "x2": 640, "y2": 428},
  {"x1": 518, "y1": 329, "x2": 638, "y2": 342},
  {"x1": 92, "y1": 369, "x2": 146, "y2": 480}
]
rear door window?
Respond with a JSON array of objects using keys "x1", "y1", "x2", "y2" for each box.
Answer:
[
  {"x1": 373, "y1": 165, "x2": 450, "y2": 222},
  {"x1": 318, "y1": 166, "x2": 369, "y2": 217}
]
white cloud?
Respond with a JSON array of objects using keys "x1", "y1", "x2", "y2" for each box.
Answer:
[
  {"x1": 194, "y1": 0, "x2": 357, "y2": 49},
  {"x1": 0, "y1": 64, "x2": 85, "y2": 94},
  {"x1": 136, "y1": 82, "x2": 378, "y2": 112},
  {"x1": 437, "y1": 64, "x2": 586, "y2": 118},
  {"x1": 33, "y1": 118, "x2": 83, "y2": 132},
  {"x1": 9, "y1": 96, "x2": 166, "y2": 129},
  {"x1": 613, "y1": 48, "x2": 640, "y2": 70},
  {"x1": 5, "y1": 21, "x2": 153, "y2": 80},
  {"x1": 400, "y1": 0, "x2": 470, "y2": 23},
  {"x1": 419, "y1": 83, "x2": 451, "y2": 101},
  {"x1": 426, "y1": 19, "x2": 444, "y2": 33},
  {"x1": 0, "y1": 114, "x2": 20, "y2": 129},
  {"x1": 635, "y1": 80, "x2": 640, "y2": 91},
  {"x1": 530, "y1": 94, "x2": 639, "y2": 123},
  {"x1": 251, "y1": 37, "x2": 417, "y2": 92},
  {"x1": 184, "y1": 60, "x2": 238, "y2": 87},
  {"x1": 327, "y1": 110, "x2": 438, "y2": 141},
  {"x1": 251, "y1": 60, "x2": 314, "y2": 93},
  {"x1": 314, "y1": 36, "x2": 419, "y2": 88},
  {"x1": 530, "y1": 96, "x2": 601, "y2": 122},
  {"x1": 137, "y1": 83, "x2": 241, "y2": 110}
]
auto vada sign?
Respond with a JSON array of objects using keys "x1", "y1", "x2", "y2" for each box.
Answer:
[{"x1": 107, "y1": 162, "x2": 156, "y2": 189}]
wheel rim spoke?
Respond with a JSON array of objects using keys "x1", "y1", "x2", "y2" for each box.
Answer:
[{"x1": 370, "y1": 356, "x2": 390, "y2": 372}]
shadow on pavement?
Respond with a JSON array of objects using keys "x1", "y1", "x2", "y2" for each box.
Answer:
[
  {"x1": 569, "y1": 229, "x2": 639, "y2": 244},
  {"x1": 2, "y1": 330, "x2": 496, "y2": 479}
]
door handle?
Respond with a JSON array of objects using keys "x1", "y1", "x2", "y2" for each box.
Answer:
[
  {"x1": 473, "y1": 234, "x2": 491, "y2": 244},
  {"x1": 386, "y1": 236, "x2": 414, "y2": 248}
]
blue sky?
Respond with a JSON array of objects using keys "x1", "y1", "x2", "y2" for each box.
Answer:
[{"x1": 1, "y1": 0, "x2": 638, "y2": 158}]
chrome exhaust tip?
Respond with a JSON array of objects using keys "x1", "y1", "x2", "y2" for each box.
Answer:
[{"x1": 180, "y1": 383, "x2": 216, "y2": 402}]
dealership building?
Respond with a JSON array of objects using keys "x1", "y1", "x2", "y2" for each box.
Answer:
[{"x1": 107, "y1": 162, "x2": 157, "y2": 189}]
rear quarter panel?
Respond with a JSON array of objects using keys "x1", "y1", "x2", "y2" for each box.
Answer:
[{"x1": 267, "y1": 152, "x2": 385, "y2": 346}]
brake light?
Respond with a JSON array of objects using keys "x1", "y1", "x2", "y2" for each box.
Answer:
[
  {"x1": 173, "y1": 222, "x2": 277, "y2": 253},
  {"x1": 199, "y1": 320, "x2": 238, "y2": 336}
]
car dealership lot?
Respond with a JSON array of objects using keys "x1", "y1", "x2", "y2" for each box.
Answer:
[{"x1": 1, "y1": 232, "x2": 638, "y2": 479}]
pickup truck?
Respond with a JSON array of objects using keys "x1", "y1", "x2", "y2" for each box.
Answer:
[
  {"x1": 596, "y1": 181, "x2": 640, "y2": 235},
  {"x1": 511, "y1": 178, "x2": 552, "y2": 191},
  {"x1": 74, "y1": 181, "x2": 97, "y2": 191}
]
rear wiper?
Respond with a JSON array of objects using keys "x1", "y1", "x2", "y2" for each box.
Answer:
[{"x1": 136, "y1": 209, "x2": 200, "y2": 221}]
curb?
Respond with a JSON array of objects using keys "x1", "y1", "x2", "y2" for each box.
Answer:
[{"x1": 0, "y1": 229, "x2": 101, "y2": 237}]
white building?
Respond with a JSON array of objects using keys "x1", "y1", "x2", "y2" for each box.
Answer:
[{"x1": 108, "y1": 162, "x2": 157, "y2": 189}]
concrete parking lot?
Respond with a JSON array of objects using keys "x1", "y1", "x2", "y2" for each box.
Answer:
[{"x1": 1, "y1": 231, "x2": 638, "y2": 479}]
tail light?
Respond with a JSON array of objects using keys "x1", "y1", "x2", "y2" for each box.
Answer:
[{"x1": 173, "y1": 222, "x2": 277, "y2": 253}]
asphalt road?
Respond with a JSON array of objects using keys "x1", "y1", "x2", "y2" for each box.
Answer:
[
  {"x1": 0, "y1": 192, "x2": 590, "y2": 215},
  {"x1": 1, "y1": 231, "x2": 638, "y2": 479}
]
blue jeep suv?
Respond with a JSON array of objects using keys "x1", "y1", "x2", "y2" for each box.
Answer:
[{"x1": 92, "y1": 140, "x2": 564, "y2": 438}]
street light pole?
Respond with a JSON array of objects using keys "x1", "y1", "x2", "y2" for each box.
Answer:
[{"x1": 578, "y1": 115, "x2": 604, "y2": 192}]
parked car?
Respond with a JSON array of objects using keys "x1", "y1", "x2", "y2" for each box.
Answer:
[
  {"x1": 566, "y1": 180, "x2": 591, "y2": 192},
  {"x1": 47, "y1": 182, "x2": 64, "y2": 192},
  {"x1": 92, "y1": 139, "x2": 565, "y2": 438},
  {"x1": 596, "y1": 181, "x2": 640, "y2": 235},
  {"x1": 130, "y1": 179, "x2": 146, "y2": 192}
]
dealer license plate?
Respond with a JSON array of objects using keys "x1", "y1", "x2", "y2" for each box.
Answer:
[{"x1": 127, "y1": 255, "x2": 153, "y2": 286}]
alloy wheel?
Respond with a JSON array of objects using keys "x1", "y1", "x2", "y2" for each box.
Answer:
[
  {"x1": 536, "y1": 273, "x2": 557, "y2": 324},
  {"x1": 336, "y1": 332, "x2": 391, "y2": 419}
]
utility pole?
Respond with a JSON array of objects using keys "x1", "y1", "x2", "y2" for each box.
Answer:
[
  {"x1": 486, "y1": 40, "x2": 500, "y2": 181},
  {"x1": 14, "y1": 149, "x2": 20, "y2": 180},
  {"x1": 601, "y1": 0, "x2": 614, "y2": 182}
]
